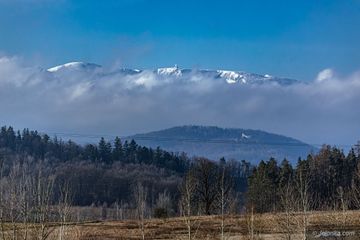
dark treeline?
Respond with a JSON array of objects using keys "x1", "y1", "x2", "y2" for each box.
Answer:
[
  {"x1": 0, "y1": 125, "x2": 188, "y2": 208},
  {"x1": 0, "y1": 126, "x2": 251, "y2": 215},
  {"x1": 0, "y1": 126, "x2": 189, "y2": 173},
  {"x1": 2, "y1": 125, "x2": 359, "y2": 219},
  {"x1": 247, "y1": 146, "x2": 360, "y2": 213},
  {"x1": 2, "y1": 125, "x2": 360, "y2": 239}
]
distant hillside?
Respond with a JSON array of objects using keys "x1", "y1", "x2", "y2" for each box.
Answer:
[{"x1": 127, "y1": 126, "x2": 315, "y2": 164}]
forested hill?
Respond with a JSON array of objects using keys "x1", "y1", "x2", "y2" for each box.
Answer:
[
  {"x1": 0, "y1": 125, "x2": 189, "y2": 174},
  {"x1": 1, "y1": 125, "x2": 359, "y2": 218},
  {"x1": 0, "y1": 125, "x2": 251, "y2": 207},
  {"x1": 0, "y1": 125, "x2": 191, "y2": 206},
  {"x1": 127, "y1": 125, "x2": 315, "y2": 164}
]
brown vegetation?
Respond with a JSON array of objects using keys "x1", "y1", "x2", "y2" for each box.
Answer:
[{"x1": 3, "y1": 211, "x2": 358, "y2": 240}]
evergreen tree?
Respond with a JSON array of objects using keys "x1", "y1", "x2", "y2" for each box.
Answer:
[
  {"x1": 112, "y1": 137, "x2": 123, "y2": 162},
  {"x1": 128, "y1": 139, "x2": 138, "y2": 163},
  {"x1": 99, "y1": 137, "x2": 112, "y2": 164},
  {"x1": 247, "y1": 160, "x2": 278, "y2": 213},
  {"x1": 84, "y1": 144, "x2": 98, "y2": 162},
  {"x1": 278, "y1": 159, "x2": 294, "y2": 189}
]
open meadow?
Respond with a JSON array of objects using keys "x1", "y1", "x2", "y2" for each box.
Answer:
[{"x1": 4, "y1": 211, "x2": 360, "y2": 240}]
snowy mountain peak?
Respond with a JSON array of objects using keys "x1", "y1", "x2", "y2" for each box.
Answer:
[
  {"x1": 45, "y1": 62, "x2": 300, "y2": 86},
  {"x1": 157, "y1": 65, "x2": 182, "y2": 77},
  {"x1": 217, "y1": 70, "x2": 247, "y2": 84},
  {"x1": 47, "y1": 62, "x2": 101, "y2": 73}
]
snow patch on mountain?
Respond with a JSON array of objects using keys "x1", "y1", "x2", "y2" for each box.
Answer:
[
  {"x1": 157, "y1": 65, "x2": 182, "y2": 77},
  {"x1": 217, "y1": 70, "x2": 247, "y2": 84},
  {"x1": 47, "y1": 62, "x2": 101, "y2": 73}
]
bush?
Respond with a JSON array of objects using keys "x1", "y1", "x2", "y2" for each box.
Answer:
[{"x1": 153, "y1": 207, "x2": 168, "y2": 219}]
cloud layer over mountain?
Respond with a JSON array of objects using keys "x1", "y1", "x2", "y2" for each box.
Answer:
[{"x1": 0, "y1": 55, "x2": 359, "y2": 147}]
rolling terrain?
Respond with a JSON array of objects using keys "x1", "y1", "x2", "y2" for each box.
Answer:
[{"x1": 127, "y1": 125, "x2": 315, "y2": 163}]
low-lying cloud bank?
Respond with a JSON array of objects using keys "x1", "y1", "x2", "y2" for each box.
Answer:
[{"x1": 0, "y1": 55, "x2": 359, "y2": 147}]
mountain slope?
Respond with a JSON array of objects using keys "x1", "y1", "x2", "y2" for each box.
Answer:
[
  {"x1": 46, "y1": 63, "x2": 301, "y2": 86},
  {"x1": 127, "y1": 126, "x2": 315, "y2": 164},
  {"x1": 47, "y1": 62, "x2": 101, "y2": 73}
]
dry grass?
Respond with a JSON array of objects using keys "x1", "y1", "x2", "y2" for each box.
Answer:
[{"x1": 5, "y1": 211, "x2": 360, "y2": 240}]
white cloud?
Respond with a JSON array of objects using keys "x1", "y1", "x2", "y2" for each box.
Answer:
[
  {"x1": 68, "y1": 82, "x2": 93, "y2": 101},
  {"x1": 0, "y1": 56, "x2": 359, "y2": 147},
  {"x1": 316, "y1": 68, "x2": 334, "y2": 82}
]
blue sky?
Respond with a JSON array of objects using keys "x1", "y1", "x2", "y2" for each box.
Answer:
[
  {"x1": 0, "y1": 0, "x2": 360, "y2": 147},
  {"x1": 0, "y1": 0, "x2": 359, "y2": 80}
]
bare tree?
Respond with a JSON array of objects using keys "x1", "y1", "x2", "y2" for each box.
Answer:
[
  {"x1": 278, "y1": 179, "x2": 296, "y2": 240},
  {"x1": 154, "y1": 190, "x2": 172, "y2": 218},
  {"x1": 133, "y1": 182, "x2": 148, "y2": 240},
  {"x1": 113, "y1": 200, "x2": 122, "y2": 220},
  {"x1": 19, "y1": 161, "x2": 33, "y2": 240},
  {"x1": 179, "y1": 170, "x2": 198, "y2": 240},
  {"x1": 114, "y1": 200, "x2": 128, "y2": 220},
  {"x1": 217, "y1": 162, "x2": 234, "y2": 240},
  {"x1": 1, "y1": 158, "x2": 36, "y2": 240},
  {"x1": 194, "y1": 158, "x2": 218, "y2": 215},
  {"x1": 31, "y1": 163, "x2": 55, "y2": 240},
  {"x1": 295, "y1": 168, "x2": 312, "y2": 240},
  {"x1": 244, "y1": 205, "x2": 256, "y2": 240},
  {"x1": 0, "y1": 155, "x2": 5, "y2": 240},
  {"x1": 57, "y1": 181, "x2": 73, "y2": 240},
  {"x1": 336, "y1": 186, "x2": 350, "y2": 228},
  {"x1": 351, "y1": 162, "x2": 360, "y2": 209},
  {"x1": 6, "y1": 163, "x2": 23, "y2": 240}
]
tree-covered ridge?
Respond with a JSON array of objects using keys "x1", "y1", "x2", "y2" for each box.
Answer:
[
  {"x1": 247, "y1": 145, "x2": 360, "y2": 213},
  {"x1": 2, "y1": 125, "x2": 359, "y2": 218},
  {"x1": 128, "y1": 125, "x2": 315, "y2": 164},
  {"x1": 0, "y1": 125, "x2": 252, "y2": 208},
  {"x1": 0, "y1": 126, "x2": 189, "y2": 174},
  {"x1": 131, "y1": 125, "x2": 305, "y2": 143}
]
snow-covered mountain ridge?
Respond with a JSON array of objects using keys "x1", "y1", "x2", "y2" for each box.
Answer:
[
  {"x1": 46, "y1": 62, "x2": 301, "y2": 86},
  {"x1": 47, "y1": 62, "x2": 101, "y2": 73}
]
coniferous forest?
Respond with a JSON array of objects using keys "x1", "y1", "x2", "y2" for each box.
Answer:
[
  {"x1": 1, "y1": 125, "x2": 360, "y2": 239},
  {"x1": 0, "y1": 126, "x2": 250, "y2": 212},
  {"x1": 1, "y1": 125, "x2": 360, "y2": 213}
]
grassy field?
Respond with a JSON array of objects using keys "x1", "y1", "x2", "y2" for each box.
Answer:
[
  {"x1": 50, "y1": 210, "x2": 360, "y2": 240},
  {"x1": 2, "y1": 211, "x2": 360, "y2": 239}
]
